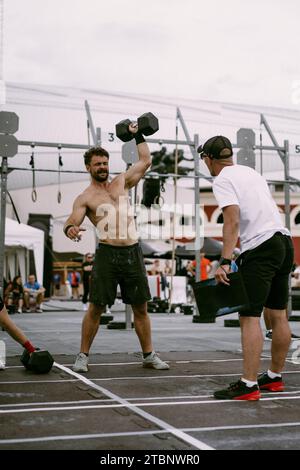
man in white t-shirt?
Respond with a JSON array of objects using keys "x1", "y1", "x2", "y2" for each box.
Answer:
[{"x1": 198, "y1": 135, "x2": 294, "y2": 401}]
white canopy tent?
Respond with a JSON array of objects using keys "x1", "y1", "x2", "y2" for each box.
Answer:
[{"x1": 4, "y1": 218, "x2": 44, "y2": 284}]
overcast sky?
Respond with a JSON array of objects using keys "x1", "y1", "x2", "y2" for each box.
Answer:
[{"x1": 3, "y1": 0, "x2": 300, "y2": 108}]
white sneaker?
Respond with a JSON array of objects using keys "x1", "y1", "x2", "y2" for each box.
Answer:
[
  {"x1": 83, "y1": 304, "x2": 88, "y2": 311},
  {"x1": 17, "y1": 308, "x2": 22, "y2": 314},
  {"x1": 142, "y1": 352, "x2": 169, "y2": 370},
  {"x1": 73, "y1": 352, "x2": 89, "y2": 373}
]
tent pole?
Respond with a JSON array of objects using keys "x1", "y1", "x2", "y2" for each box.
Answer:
[{"x1": 0, "y1": 156, "x2": 8, "y2": 296}]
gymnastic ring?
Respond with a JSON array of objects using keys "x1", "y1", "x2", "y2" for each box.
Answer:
[{"x1": 31, "y1": 189, "x2": 37, "y2": 202}]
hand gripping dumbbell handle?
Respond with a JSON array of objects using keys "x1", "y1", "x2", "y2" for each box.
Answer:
[{"x1": 127, "y1": 121, "x2": 145, "y2": 145}]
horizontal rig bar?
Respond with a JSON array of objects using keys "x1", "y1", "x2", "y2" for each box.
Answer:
[
  {"x1": 146, "y1": 138, "x2": 195, "y2": 146},
  {"x1": 231, "y1": 144, "x2": 286, "y2": 152},
  {"x1": 17, "y1": 138, "x2": 196, "y2": 149},
  {"x1": 253, "y1": 145, "x2": 286, "y2": 152},
  {"x1": 18, "y1": 140, "x2": 90, "y2": 150},
  {"x1": 6, "y1": 166, "x2": 300, "y2": 186},
  {"x1": 16, "y1": 140, "x2": 288, "y2": 153}
]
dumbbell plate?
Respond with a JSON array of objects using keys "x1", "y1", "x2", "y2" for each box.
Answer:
[
  {"x1": 137, "y1": 112, "x2": 159, "y2": 136},
  {"x1": 21, "y1": 349, "x2": 54, "y2": 374},
  {"x1": 115, "y1": 119, "x2": 133, "y2": 142}
]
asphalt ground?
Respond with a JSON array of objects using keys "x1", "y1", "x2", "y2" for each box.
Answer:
[{"x1": 0, "y1": 304, "x2": 300, "y2": 451}]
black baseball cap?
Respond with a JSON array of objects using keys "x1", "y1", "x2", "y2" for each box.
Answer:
[{"x1": 197, "y1": 136, "x2": 233, "y2": 160}]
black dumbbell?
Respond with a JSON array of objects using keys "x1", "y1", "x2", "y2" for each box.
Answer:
[
  {"x1": 116, "y1": 112, "x2": 159, "y2": 142},
  {"x1": 21, "y1": 349, "x2": 54, "y2": 374}
]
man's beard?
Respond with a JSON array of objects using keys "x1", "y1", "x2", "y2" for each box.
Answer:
[{"x1": 92, "y1": 171, "x2": 109, "y2": 182}]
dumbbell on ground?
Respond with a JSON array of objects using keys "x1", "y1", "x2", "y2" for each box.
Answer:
[
  {"x1": 21, "y1": 349, "x2": 54, "y2": 374},
  {"x1": 116, "y1": 112, "x2": 159, "y2": 142}
]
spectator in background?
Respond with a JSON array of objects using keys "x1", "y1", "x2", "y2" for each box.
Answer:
[
  {"x1": 68, "y1": 270, "x2": 81, "y2": 299},
  {"x1": 5, "y1": 275, "x2": 24, "y2": 314},
  {"x1": 163, "y1": 260, "x2": 173, "y2": 276},
  {"x1": 192, "y1": 253, "x2": 212, "y2": 281},
  {"x1": 23, "y1": 274, "x2": 45, "y2": 313},
  {"x1": 53, "y1": 273, "x2": 61, "y2": 296},
  {"x1": 82, "y1": 253, "x2": 94, "y2": 311},
  {"x1": 291, "y1": 264, "x2": 300, "y2": 288},
  {"x1": 208, "y1": 260, "x2": 219, "y2": 279},
  {"x1": 149, "y1": 259, "x2": 161, "y2": 275},
  {"x1": 186, "y1": 260, "x2": 196, "y2": 280},
  {"x1": 231, "y1": 253, "x2": 239, "y2": 273}
]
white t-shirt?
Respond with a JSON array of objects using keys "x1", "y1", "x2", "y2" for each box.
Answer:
[{"x1": 212, "y1": 165, "x2": 290, "y2": 253}]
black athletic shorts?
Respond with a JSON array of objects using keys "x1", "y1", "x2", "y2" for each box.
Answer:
[
  {"x1": 89, "y1": 243, "x2": 151, "y2": 308},
  {"x1": 236, "y1": 232, "x2": 294, "y2": 317}
]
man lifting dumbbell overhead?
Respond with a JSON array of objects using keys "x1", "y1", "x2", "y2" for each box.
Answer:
[
  {"x1": 0, "y1": 295, "x2": 53, "y2": 373},
  {"x1": 199, "y1": 136, "x2": 294, "y2": 401},
  {"x1": 64, "y1": 112, "x2": 169, "y2": 373}
]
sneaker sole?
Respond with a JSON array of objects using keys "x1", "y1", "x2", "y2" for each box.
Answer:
[
  {"x1": 233, "y1": 391, "x2": 261, "y2": 401},
  {"x1": 142, "y1": 363, "x2": 170, "y2": 370},
  {"x1": 215, "y1": 390, "x2": 261, "y2": 401},
  {"x1": 259, "y1": 382, "x2": 284, "y2": 392},
  {"x1": 73, "y1": 367, "x2": 89, "y2": 373}
]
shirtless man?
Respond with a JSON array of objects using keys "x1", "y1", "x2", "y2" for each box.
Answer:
[{"x1": 64, "y1": 122, "x2": 169, "y2": 372}]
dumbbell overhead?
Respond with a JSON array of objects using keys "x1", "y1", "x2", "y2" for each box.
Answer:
[
  {"x1": 116, "y1": 112, "x2": 159, "y2": 142},
  {"x1": 21, "y1": 349, "x2": 54, "y2": 374}
]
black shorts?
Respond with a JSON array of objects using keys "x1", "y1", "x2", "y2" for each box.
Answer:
[
  {"x1": 89, "y1": 243, "x2": 151, "y2": 308},
  {"x1": 236, "y1": 232, "x2": 294, "y2": 317},
  {"x1": 8, "y1": 292, "x2": 23, "y2": 302}
]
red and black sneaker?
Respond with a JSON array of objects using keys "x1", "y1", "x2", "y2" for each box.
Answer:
[
  {"x1": 214, "y1": 380, "x2": 261, "y2": 401},
  {"x1": 258, "y1": 372, "x2": 284, "y2": 392}
]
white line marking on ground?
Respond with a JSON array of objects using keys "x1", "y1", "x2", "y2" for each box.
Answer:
[
  {"x1": 1, "y1": 421, "x2": 300, "y2": 446},
  {"x1": 5, "y1": 355, "x2": 299, "y2": 369},
  {"x1": 1, "y1": 369, "x2": 300, "y2": 385},
  {"x1": 0, "y1": 379, "x2": 78, "y2": 385},
  {"x1": 1, "y1": 390, "x2": 299, "y2": 409},
  {"x1": 89, "y1": 370, "x2": 300, "y2": 382},
  {"x1": 0, "y1": 398, "x2": 114, "y2": 408},
  {"x1": 1, "y1": 394, "x2": 300, "y2": 415},
  {"x1": 52, "y1": 362, "x2": 214, "y2": 451},
  {"x1": 183, "y1": 422, "x2": 300, "y2": 433}
]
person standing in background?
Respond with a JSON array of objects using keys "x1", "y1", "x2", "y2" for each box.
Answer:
[
  {"x1": 192, "y1": 252, "x2": 212, "y2": 281},
  {"x1": 82, "y1": 253, "x2": 94, "y2": 311},
  {"x1": 68, "y1": 270, "x2": 81, "y2": 299}
]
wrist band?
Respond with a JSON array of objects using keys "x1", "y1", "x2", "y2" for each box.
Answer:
[
  {"x1": 134, "y1": 132, "x2": 146, "y2": 145},
  {"x1": 64, "y1": 224, "x2": 74, "y2": 236},
  {"x1": 23, "y1": 341, "x2": 36, "y2": 354}
]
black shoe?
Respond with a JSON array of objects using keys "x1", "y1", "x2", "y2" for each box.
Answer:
[
  {"x1": 291, "y1": 333, "x2": 300, "y2": 340},
  {"x1": 258, "y1": 371, "x2": 284, "y2": 392},
  {"x1": 214, "y1": 380, "x2": 261, "y2": 401},
  {"x1": 265, "y1": 330, "x2": 272, "y2": 341}
]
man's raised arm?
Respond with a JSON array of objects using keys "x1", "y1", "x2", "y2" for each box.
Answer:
[{"x1": 124, "y1": 123, "x2": 152, "y2": 189}]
